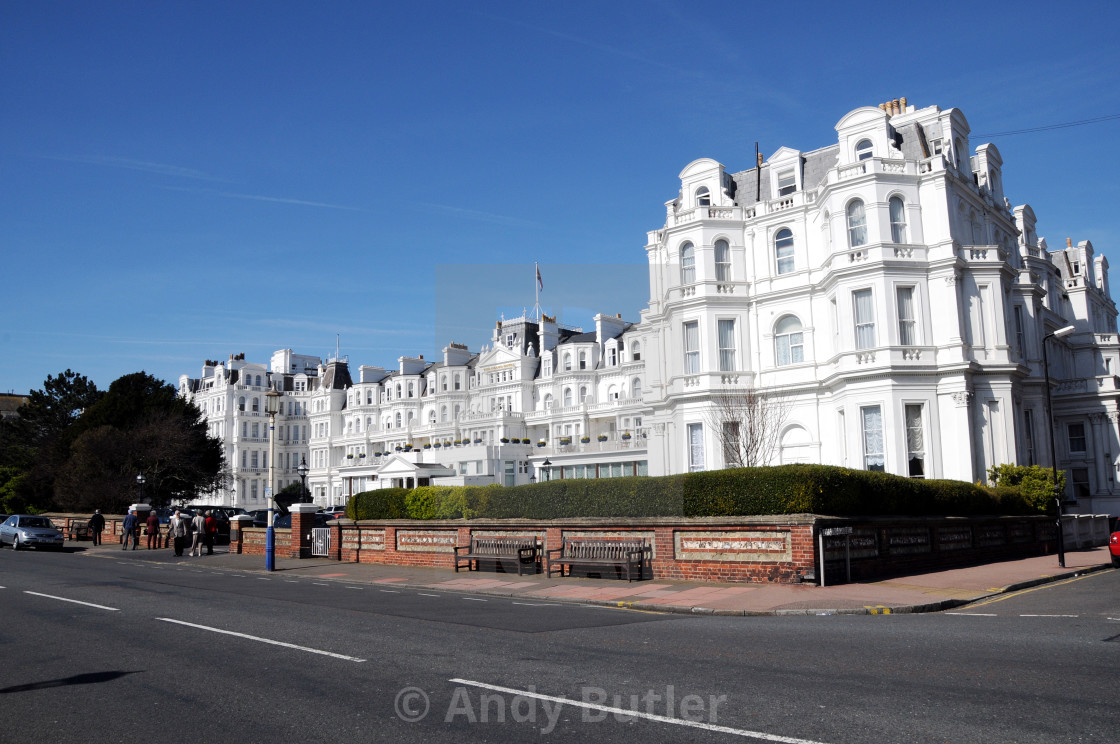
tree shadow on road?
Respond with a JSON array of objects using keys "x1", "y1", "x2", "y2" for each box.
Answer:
[{"x1": 0, "y1": 670, "x2": 140, "y2": 694}]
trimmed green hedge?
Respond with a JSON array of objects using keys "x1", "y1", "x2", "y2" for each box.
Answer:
[{"x1": 344, "y1": 465, "x2": 1035, "y2": 521}]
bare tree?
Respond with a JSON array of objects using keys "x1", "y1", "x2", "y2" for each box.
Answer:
[{"x1": 704, "y1": 387, "x2": 791, "y2": 468}]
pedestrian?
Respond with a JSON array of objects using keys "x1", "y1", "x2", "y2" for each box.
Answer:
[
  {"x1": 203, "y1": 511, "x2": 218, "y2": 555},
  {"x1": 88, "y1": 510, "x2": 105, "y2": 546},
  {"x1": 121, "y1": 510, "x2": 139, "y2": 551},
  {"x1": 190, "y1": 511, "x2": 206, "y2": 557},
  {"x1": 169, "y1": 510, "x2": 189, "y2": 557},
  {"x1": 146, "y1": 510, "x2": 160, "y2": 550}
]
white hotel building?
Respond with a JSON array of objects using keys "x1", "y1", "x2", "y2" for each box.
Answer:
[{"x1": 179, "y1": 100, "x2": 1120, "y2": 516}]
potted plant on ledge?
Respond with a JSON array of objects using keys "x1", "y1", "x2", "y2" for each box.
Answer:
[{"x1": 597, "y1": 434, "x2": 608, "y2": 442}]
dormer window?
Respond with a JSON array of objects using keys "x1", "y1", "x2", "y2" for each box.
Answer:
[
  {"x1": 855, "y1": 139, "x2": 873, "y2": 161},
  {"x1": 777, "y1": 169, "x2": 796, "y2": 196},
  {"x1": 695, "y1": 186, "x2": 710, "y2": 207}
]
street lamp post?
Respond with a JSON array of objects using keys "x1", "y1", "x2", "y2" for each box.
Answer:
[
  {"x1": 1042, "y1": 324, "x2": 1075, "y2": 569},
  {"x1": 541, "y1": 458, "x2": 552, "y2": 482},
  {"x1": 265, "y1": 389, "x2": 282, "y2": 572},
  {"x1": 296, "y1": 457, "x2": 309, "y2": 503},
  {"x1": 136, "y1": 472, "x2": 146, "y2": 504}
]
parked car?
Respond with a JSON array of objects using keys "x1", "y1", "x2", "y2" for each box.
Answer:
[
  {"x1": 1110, "y1": 531, "x2": 1120, "y2": 567},
  {"x1": 273, "y1": 512, "x2": 332, "y2": 529},
  {"x1": 319, "y1": 507, "x2": 347, "y2": 519},
  {"x1": 0, "y1": 515, "x2": 65, "y2": 550},
  {"x1": 245, "y1": 509, "x2": 288, "y2": 528}
]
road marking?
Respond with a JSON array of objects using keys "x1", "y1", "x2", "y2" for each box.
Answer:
[
  {"x1": 462, "y1": 597, "x2": 487, "y2": 602},
  {"x1": 156, "y1": 618, "x2": 366, "y2": 662},
  {"x1": 418, "y1": 593, "x2": 440, "y2": 597},
  {"x1": 285, "y1": 581, "x2": 299, "y2": 583},
  {"x1": 865, "y1": 605, "x2": 892, "y2": 615},
  {"x1": 312, "y1": 582, "x2": 329, "y2": 586},
  {"x1": 946, "y1": 612, "x2": 997, "y2": 616},
  {"x1": 258, "y1": 578, "x2": 271, "y2": 581},
  {"x1": 380, "y1": 590, "x2": 400, "y2": 593},
  {"x1": 345, "y1": 586, "x2": 362, "y2": 590},
  {"x1": 448, "y1": 678, "x2": 830, "y2": 743},
  {"x1": 512, "y1": 602, "x2": 558, "y2": 607},
  {"x1": 1021, "y1": 614, "x2": 1078, "y2": 618},
  {"x1": 24, "y1": 591, "x2": 119, "y2": 612},
  {"x1": 229, "y1": 575, "x2": 244, "y2": 578},
  {"x1": 967, "y1": 572, "x2": 1108, "y2": 608}
]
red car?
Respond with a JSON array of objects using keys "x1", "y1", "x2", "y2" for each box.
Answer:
[{"x1": 1111, "y1": 531, "x2": 1120, "y2": 567}]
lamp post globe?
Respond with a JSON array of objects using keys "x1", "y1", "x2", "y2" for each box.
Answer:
[
  {"x1": 296, "y1": 457, "x2": 310, "y2": 504},
  {"x1": 136, "y1": 472, "x2": 146, "y2": 504}
]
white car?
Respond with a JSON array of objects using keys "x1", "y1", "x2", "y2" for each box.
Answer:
[{"x1": 0, "y1": 515, "x2": 65, "y2": 550}]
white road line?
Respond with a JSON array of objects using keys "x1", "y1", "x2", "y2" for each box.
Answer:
[
  {"x1": 946, "y1": 612, "x2": 997, "y2": 616},
  {"x1": 512, "y1": 602, "x2": 557, "y2": 607},
  {"x1": 24, "y1": 591, "x2": 119, "y2": 612},
  {"x1": 312, "y1": 582, "x2": 329, "y2": 586},
  {"x1": 418, "y1": 593, "x2": 440, "y2": 597},
  {"x1": 380, "y1": 590, "x2": 400, "y2": 593},
  {"x1": 448, "y1": 678, "x2": 830, "y2": 743},
  {"x1": 258, "y1": 578, "x2": 271, "y2": 581},
  {"x1": 156, "y1": 618, "x2": 366, "y2": 662},
  {"x1": 1021, "y1": 614, "x2": 1078, "y2": 618},
  {"x1": 345, "y1": 586, "x2": 362, "y2": 590},
  {"x1": 462, "y1": 597, "x2": 487, "y2": 602},
  {"x1": 285, "y1": 581, "x2": 299, "y2": 583}
]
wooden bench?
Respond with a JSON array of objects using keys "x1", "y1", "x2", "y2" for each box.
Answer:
[
  {"x1": 65, "y1": 524, "x2": 90, "y2": 541},
  {"x1": 454, "y1": 536, "x2": 541, "y2": 576},
  {"x1": 546, "y1": 538, "x2": 652, "y2": 582}
]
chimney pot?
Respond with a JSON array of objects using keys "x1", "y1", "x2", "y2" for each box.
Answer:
[
  {"x1": 900, "y1": 96, "x2": 908, "y2": 110},
  {"x1": 1067, "y1": 237, "x2": 1073, "y2": 248}
]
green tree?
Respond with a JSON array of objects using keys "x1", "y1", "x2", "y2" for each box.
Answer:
[
  {"x1": 0, "y1": 370, "x2": 102, "y2": 510},
  {"x1": 987, "y1": 464, "x2": 1064, "y2": 514},
  {"x1": 52, "y1": 372, "x2": 225, "y2": 511}
]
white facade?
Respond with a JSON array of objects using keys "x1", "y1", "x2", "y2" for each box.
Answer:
[
  {"x1": 178, "y1": 350, "x2": 320, "y2": 509},
  {"x1": 177, "y1": 100, "x2": 1120, "y2": 516}
]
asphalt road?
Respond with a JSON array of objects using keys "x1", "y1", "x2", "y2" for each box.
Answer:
[{"x1": 1, "y1": 549, "x2": 1116, "y2": 743}]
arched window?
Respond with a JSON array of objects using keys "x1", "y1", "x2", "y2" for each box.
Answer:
[
  {"x1": 563, "y1": 387, "x2": 573, "y2": 407},
  {"x1": 439, "y1": 405, "x2": 447, "y2": 422},
  {"x1": 563, "y1": 352, "x2": 572, "y2": 371},
  {"x1": 251, "y1": 397, "x2": 259, "y2": 412},
  {"x1": 680, "y1": 242, "x2": 695, "y2": 284},
  {"x1": 847, "y1": 200, "x2": 867, "y2": 247},
  {"x1": 579, "y1": 385, "x2": 588, "y2": 402},
  {"x1": 428, "y1": 410, "x2": 436, "y2": 424},
  {"x1": 408, "y1": 383, "x2": 414, "y2": 398},
  {"x1": 544, "y1": 394, "x2": 553, "y2": 409},
  {"x1": 775, "y1": 228, "x2": 795, "y2": 274},
  {"x1": 396, "y1": 384, "x2": 402, "y2": 398},
  {"x1": 774, "y1": 315, "x2": 804, "y2": 366},
  {"x1": 608, "y1": 384, "x2": 618, "y2": 400},
  {"x1": 889, "y1": 196, "x2": 907, "y2": 243},
  {"x1": 631, "y1": 342, "x2": 641, "y2": 361},
  {"x1": 578, "y1": 351, "x2": 587, "y2": 370},
  {"x1": 395, "y1": 412, "x2": 402, "y2": 428},
  {"x1": 715, "y1": 239, "x2": 731, "y2": 281},
  {"x1": 855, "y1": 139, "x2": 873, "y2": 161},
  {"x1": 695, "y1": 186, "x2": 710, "y2": 207},
  {"x1": 238, "y1": 396, "x2": 245, "y2": 411},
  {"x1": 631, "y1": 377, "x2": 642, "y2": 400}
]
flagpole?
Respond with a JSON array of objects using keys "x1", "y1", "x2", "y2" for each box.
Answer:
[{"x1": 534, "y1": 262, "x2": 540, "y2": 322}]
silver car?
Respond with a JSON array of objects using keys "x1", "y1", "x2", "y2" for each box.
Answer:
[{"x1": 0, "y1": 515, "x2": 65, "y2": 550}]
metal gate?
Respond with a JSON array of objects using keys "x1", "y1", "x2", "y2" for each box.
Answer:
[{"x1": 311, "y1": 528, "x2": 331, "y2": 557}]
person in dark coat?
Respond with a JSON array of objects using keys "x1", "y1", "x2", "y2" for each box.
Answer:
[
  {"x1": 121, "y1": 510, "x2": 139, "y2": 551},
  {"x1": 88, "y1": 510, "x2": 105, "y2": 546},
  {"x1": 146, "y1": 510, "x2": 160, "y2": 550}
]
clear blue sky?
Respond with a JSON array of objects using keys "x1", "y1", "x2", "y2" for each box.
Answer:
[{"x1": 4, "y1": 1, "x2": 1120, "y2": 395}]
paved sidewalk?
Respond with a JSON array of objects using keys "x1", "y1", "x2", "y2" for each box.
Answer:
[{"x1": 79, "y1": 542, "x2": 1115, "y2": 616}]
